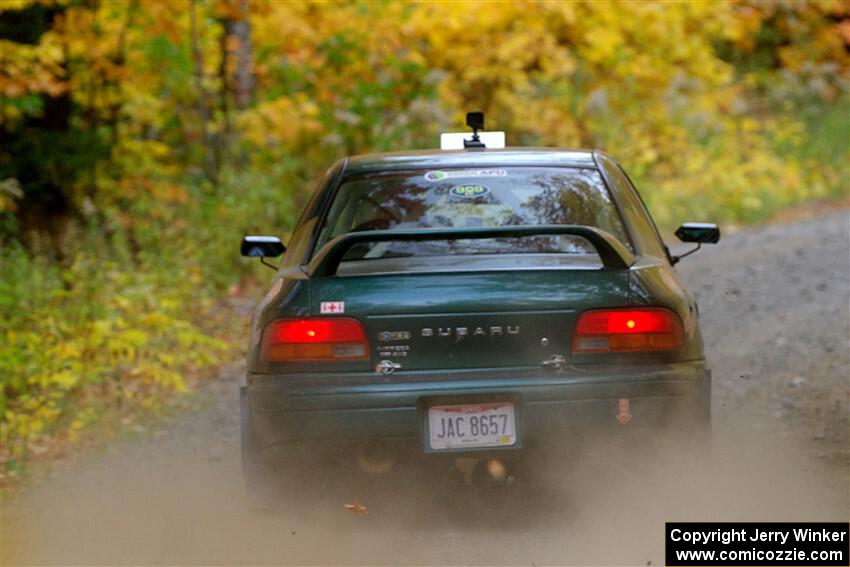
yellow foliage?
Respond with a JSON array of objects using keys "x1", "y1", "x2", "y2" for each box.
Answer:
[
  {"x1": 0, "y1": 251, "x2": 230, "y2": 462},
  {"x1": 0, "y1": 37, "x2": 67, "y2": 121},
  {"x1": 238, "y1": 95, "x2": 321, "y2": 147},
  {"x1": 1, "y1": 0, "x2": 847, "y2": 476}
]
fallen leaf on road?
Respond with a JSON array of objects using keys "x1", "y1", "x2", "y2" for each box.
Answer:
[{"x1": 344, "y1": 499, "x2": 368, "y2": 514}]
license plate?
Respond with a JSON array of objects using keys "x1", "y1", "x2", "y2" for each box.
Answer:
[{"x1": 428, "y1": 402, "x2": 517, "y2": 450}]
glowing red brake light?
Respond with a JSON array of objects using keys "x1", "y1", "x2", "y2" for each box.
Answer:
[
  {"x1": 261, "y1": 318, "x2": 369, "y2": 361},
  {"x1": 573, "y1": 308, "x2": 684, "y2": 353}
]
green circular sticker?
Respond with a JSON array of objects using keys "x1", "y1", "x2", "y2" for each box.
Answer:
[
  {"x1": 450, "y1": 184, "x2": 490, "y2": 198},
  {"x1": 424, "y1": 171, "x2": 447, "y2": 181}
]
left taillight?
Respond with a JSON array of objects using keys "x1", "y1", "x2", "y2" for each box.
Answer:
[
  {"x1": 572, "y1": 308, "x2": 684, "y2": 353},
  {"x1": 261, "y1": 318, "x2": 370, "y2": 361}
]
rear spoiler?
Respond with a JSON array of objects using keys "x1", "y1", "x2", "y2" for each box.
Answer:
[{"x1": 307, "y1": 225, "x2": 635, "y2": 277}]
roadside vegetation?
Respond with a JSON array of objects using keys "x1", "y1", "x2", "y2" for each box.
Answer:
[{"x1": 1, "y1": 0, "x2": 848, "y2": 483}]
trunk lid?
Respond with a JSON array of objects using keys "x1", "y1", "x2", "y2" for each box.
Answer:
[{"x1": 310, "y1": 266, "x2": 630, "y2": 370}]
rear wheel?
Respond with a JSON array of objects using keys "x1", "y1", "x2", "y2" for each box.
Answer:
[
  {"x1": 691, "y1": 372, "x2": 714, "y2": 451},
  {"x1": 240, "y1": 388, "x2": 279, "y2": 510}
]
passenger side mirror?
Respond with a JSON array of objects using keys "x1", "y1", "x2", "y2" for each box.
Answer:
[
  {"x1": 241, "y1": 236, "x2": 285, "y2": 270},
  {"x1": 670, "y1": 223, "x2": 720, "y2": 264},
  {"x1": 675, "y1": 223, "x2": 720, "y2": 244}
]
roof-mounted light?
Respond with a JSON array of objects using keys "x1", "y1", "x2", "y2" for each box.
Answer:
[{"x1": 440, "y1": 111, "x2": 505, "y2": 150}]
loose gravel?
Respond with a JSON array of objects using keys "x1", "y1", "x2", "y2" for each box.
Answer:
[{"x1": 3, "y1": 210, "x2": 848, "y2": 565}]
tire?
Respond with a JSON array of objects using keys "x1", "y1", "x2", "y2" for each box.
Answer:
[
  {"x1": 240, "y1": 387, "x2": 279, "y2": 510},
  {"x1": 693, "y1": 369, "x2": 714, "y2": 452},
  {"x1": 670, "y1": 391, "x2": 714, "y2": 459}
]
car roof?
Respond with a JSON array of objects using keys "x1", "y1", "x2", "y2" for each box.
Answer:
[{"x1": 344, "y1": 147, "x2": 599, "y2": 176}]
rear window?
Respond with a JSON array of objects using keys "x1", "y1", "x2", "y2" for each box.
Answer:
[{"x1": 313, "y1": 167, "x2": 630, "y2": 263}]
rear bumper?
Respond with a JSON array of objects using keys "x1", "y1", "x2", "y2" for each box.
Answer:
[{"x1": 246, "y1": 362, "x2": 710, "y2": 453}]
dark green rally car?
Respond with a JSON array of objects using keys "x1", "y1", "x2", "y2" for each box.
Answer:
[{"x1": 240, "y1": 115, "x2": 719, "y2": 502}]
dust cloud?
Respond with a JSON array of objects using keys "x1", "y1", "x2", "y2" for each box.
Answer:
[
  {"x1": 4, "y1": 212, "x2": 848, "y2": 565},
  {"x1": 3, "y1": 419, "x2": 846, "y2": 566}
]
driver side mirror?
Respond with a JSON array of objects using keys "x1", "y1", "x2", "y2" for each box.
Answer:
[
  {"x1": 241, "y1": 236, "x2": 285, "y2": 270},
  {"x1": 241, "y1": 236, "x2": 285, "y2": 257},
  {"x1": 670, "y1": 223, "x2": 720, "y2": 264}
]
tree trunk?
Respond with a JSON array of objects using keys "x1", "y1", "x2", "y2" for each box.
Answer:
[
  {"x1": 229, "y1": 0, "x2": 253, "y2": 110},
  {"x1": 221, "y1": 0, "x2": 253, "y2": 170},
  {"x1": 188, "y1": 0, "x2": 218, "y2": 185},
  {"x1": 217, "y1": 21, "x2": 231, "y2": 170}
]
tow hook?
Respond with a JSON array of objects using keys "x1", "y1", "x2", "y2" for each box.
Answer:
[
  {"x1": 541, "y1": 354, "x2": 566, "y2": 372},
  {"x1": 471, "y1": 458, "x2": 514, "y2": 485}
]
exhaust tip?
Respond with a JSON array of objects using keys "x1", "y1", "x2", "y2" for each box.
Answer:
[{"x1": 356, "y1": 440, "x2": 397, "y2": 474}]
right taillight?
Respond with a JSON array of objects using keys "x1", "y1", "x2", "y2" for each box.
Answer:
[
  {"x1": 572, "y1": 308, "x2": 684, "y2": 353},
  {"x1": 261, "y1": 318, "x2": 370, "y2": 361}
]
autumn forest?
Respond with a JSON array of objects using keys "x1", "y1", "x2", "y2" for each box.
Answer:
[{"x1": 1, "y1": 0, "x2": 848, "y2": 480}]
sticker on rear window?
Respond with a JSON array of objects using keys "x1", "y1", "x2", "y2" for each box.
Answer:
[
  {"x1": 449, "y1": 184, "x2": 490, "y2": 198},
  {"x1": 424, "y1": 169, "x2": 507, "y2": 182}
]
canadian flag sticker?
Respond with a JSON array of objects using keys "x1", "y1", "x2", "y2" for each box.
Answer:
[{"x1": 320, "y1": 301, "x2": 345, "y2": 314}]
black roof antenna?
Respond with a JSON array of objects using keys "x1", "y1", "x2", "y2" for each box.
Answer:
[{"x1": 464, "y1": 111, "x2": 486, "y2": 149}]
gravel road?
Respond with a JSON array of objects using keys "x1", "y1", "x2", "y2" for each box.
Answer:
[{"x1": 3, "y1": 210, "x2": 848, "y2": 566}]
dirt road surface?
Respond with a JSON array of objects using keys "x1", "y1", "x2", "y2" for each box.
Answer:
[{"x1": 3, "y1": 210, "x2": 849, "y2": 565}]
